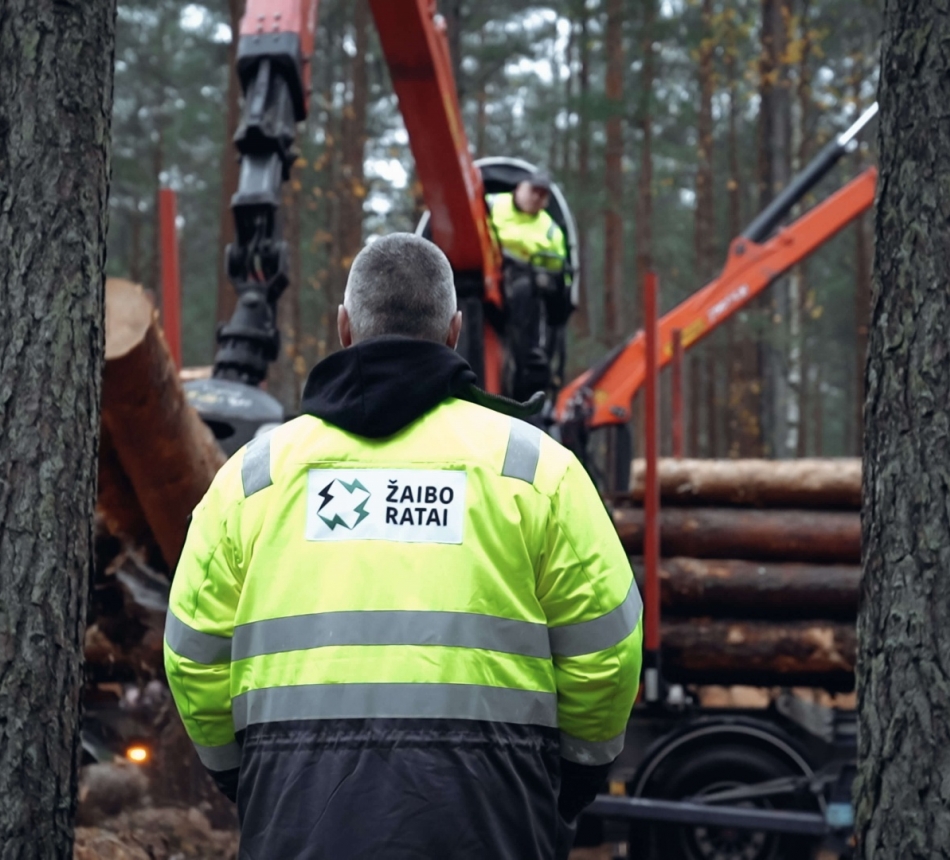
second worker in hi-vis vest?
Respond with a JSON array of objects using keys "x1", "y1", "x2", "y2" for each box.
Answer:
[{"x1": 164, "y1": 233, "x2": 643, "y2": 860}]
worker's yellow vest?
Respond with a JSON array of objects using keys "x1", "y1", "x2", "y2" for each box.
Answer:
[
  {"x1": 164, "y1": 399, "x2": 641, "y2": 776},
  {"x1": 488, "y1": 192, "x2": 566, "y2": 267}
]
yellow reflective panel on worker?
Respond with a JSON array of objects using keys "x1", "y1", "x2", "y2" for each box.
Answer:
[{"x1": 489, "y1": 192, "x2": 566, "y2": 268}]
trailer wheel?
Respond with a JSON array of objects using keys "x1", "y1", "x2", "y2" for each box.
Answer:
[{"x1": 633, "y1": 741, "x2": 820, "y2": 860}]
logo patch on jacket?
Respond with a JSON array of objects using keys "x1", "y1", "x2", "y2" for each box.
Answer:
[{"x1": 305, "y1": 469, "x2": 467, "y2": 543}]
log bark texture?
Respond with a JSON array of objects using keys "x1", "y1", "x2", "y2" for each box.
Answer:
[
  {"x1": 662, "y1": 619, "x2": 855, "y2": 691},
  {"x1": 855, "y1": 2, "x2": 950, "y2": 855},
  {"x1": 615, "y1": 506, "x2": 860, "y2": 563},
  {"x1": 97, "y1": 423, "x2": 165, "y2": 572},
  {"x1": 631, "y1": 557, "x2": 860, "y2": 620},
  {"x1": 102, "y1": 279, "x2": 225, "y2": 568},
  {"x1": 627, "y1": 457, "x2": 861, "y2": 508},
  {"x1": 0, "y1": 2, "x2": 117, "y2": 855}
]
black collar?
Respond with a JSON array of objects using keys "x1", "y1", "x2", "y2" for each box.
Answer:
[{"x1": 299, "y1": 336, "x2": 543, "y2": 438}]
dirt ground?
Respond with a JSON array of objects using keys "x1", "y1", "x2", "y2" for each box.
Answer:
[{"x1": 74, "y1": 808, "x2": 238, "y2": 860}]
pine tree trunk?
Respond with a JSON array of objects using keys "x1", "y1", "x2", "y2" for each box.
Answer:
[
  {"x1": 855, "y1": 3, "x2": 950, "y2": 854},
  {"x1": 758, "y1": 0, "x2": 793, "y2": 457},
  {"x1": 695, "y1": 0, "x2": 715, "y2": 458},
  {"x1": 603, "y1": 0, "x2": 624, "y2": 345},
  {"x1": 325, "y1": 0, "x2": 369, "y2": 354},
  {"x1": 724, "y1": 27, "x2": 743, "y2": 458},
  {"x1": 635, "y1": 0, "x2": 655, "y2": 290},
  {"x1": 0, "y1": 1, "x2": 117, "y2": 855},
  {"x1": 853, "y1": 76, "x2": 872, "y2": 457},
  {"x1": 214, "y1": 0, "x2": 246, "y2": 339},
  {"x1": 788, "y1": 0, "x2": 814, "y2": 459},
  {"x1": 573, "y1": 1, "x2": 592, "y2": 338}
]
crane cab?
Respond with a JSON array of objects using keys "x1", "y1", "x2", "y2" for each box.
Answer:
[{"x1": 415, "y1": 157, "x2": 581, "y2": 410}]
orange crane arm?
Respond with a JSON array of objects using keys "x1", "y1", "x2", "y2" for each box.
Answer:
[
  {"x1": 555, "y1": 166, "x2": 878, "y2": 428},
  {"x1": 368, "y1": 0, "x2": 502, "y2": 306}
]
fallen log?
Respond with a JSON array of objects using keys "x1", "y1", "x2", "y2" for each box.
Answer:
[
  {"x1": 96, "y1": 424, "x2": 166, "y2": 572},
  {"x1": 661, "y1": 619, "x2": 855, "y2": 691},
  {"x1": 102, "y1": 279, "x2": 225, "y2": 569},
  {"x1": 626, "y1": 458, "x2": 861, "y2": 509},
  {"x1": 615, "y1": 506, "x2": 860, "y2": 563},
  {"x1": 630, "y1": 557, "x2": 860, "y2": 620}
]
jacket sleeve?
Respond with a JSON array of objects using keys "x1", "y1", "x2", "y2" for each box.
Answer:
[
  {"x1": 537, "y1": 453, "x2": 643, "y2": 820},
  {"x1": 163, "y1": 460, "x2": 244, "y2": 801}
]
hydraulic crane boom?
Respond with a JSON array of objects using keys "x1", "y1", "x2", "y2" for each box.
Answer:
[
  {"x1": 368, "y1": 0, "x2": 505, "y2": 392},
  {"x1": 368, "y1": 0, "x2": 501, "y2": 304},
  {"x1": 212, "y1": 0, "x2": 319, "y2": 386},
  {"x1": 186, "y1": 0, "x2": 320, "y2": 454},
  {"x1": 556, "y1": 105, "x2": 879, "y2": 430}
]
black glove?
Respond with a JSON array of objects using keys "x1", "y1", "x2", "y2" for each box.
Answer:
[{"x1": 558, "y1": 759, "x2": 611, "y2": 823}]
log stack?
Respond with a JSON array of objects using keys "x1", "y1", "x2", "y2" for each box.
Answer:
[{"x1": 615, "y1": 458, "x2": 861, "y2": 691}]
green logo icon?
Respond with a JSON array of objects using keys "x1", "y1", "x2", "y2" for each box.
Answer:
[{"x1": 317, "y1": 478, "x2": 371, "y2": 530}]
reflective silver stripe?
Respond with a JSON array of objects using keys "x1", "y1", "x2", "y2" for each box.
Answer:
[
  {"x1": 232, "y1": 610, "x2": 550, "y2": 661},
  {"x1": 560, "y1": 730, "x2": 625, "y2": 766},
  {"x1": 232, "y1": 683, "x2": 558, "y2": 731},
  {"x1": 192, "y1": 739, "x2": 241, "y2": 773},
  {"x1": 549, "y1": 581, "x2": 643, "y2": 658},
  {"x1": 242, "y1": 432, "x2": 272, "y2": 497},
  {"x1": 164, "y1": 608, "x2": 232, "y2": 665},
  {"x1": 547, "y1": 220, "x2": 556, "y2": 240},
  {"x1": 501, "y1": 418, "x2": 542, "y2": 484}
]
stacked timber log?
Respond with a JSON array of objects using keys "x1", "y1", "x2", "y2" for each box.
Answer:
[
  {"x1": 615, "y1": 458, "x2": 861, "y2": 691},
  {"x1": 88, "y1": 279, "x2": 225, "y2": 688}
]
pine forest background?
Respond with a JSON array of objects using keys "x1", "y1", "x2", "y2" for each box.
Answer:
[{"x1": 108, "y1": 0, "x2": 880, "y2": 459}]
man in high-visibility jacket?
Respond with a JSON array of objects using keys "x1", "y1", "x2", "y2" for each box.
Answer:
[
  {"x1": 164, "y1": 233, "x2": 642, "y2": 860},
  {"x1": 488, "y1": 170, "x2": 566, "y2": 269},
  {"x1": 488, "y1": 171, "x2": 573, "y2": 402}
]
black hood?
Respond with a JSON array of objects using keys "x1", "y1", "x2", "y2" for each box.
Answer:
[{"x1": 299, "y1": 336, "x2": 544, "y2": 439}]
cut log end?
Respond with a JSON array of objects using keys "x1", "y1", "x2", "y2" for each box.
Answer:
[{"x1": 105, "y1": 278, "x2": 155, "y2": 360}]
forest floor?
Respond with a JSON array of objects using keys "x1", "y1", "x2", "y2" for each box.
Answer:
[{"x1": 74, "y1": 808, "x2": 238, "y2": 859}]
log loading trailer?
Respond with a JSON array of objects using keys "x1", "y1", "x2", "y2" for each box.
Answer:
[{"x1": 161, "y1": 2, "x2": 878, "y2": 857}]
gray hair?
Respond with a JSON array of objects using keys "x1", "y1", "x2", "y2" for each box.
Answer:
[{"x1": 343, "y1": 233, "x2": 457, "y2": 343}]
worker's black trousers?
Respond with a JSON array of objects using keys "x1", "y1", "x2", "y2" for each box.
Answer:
[{"x1": 504, "y1": 266, "x2": 552, "y2": 402}]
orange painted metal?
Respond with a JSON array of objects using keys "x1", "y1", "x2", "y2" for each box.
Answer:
[
  {"x1": 158, "y1": 188, "x2": 182, "y2": 370},
  {"x1": 368, "y1": 0, "x2": 501, "y2": 296},
  {"x1": 368, "y1": 0, "x2": 503, "y2": 390},
  {"x1": 241, "y1": 0, "x2": 319, "y2": 103},
  {"x1": 556, "y1": 166, "x2": 878, "y2": 427}
]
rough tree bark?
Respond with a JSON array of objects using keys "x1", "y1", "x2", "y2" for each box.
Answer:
[
  {"x1": 627, "y1": 457, "x2": 862, "y2": 508},
  {"x1": 0, "y1": 1, "x2": 117, "y2": 856},
  {"x1": 632, "y1": 557, "x2": 861, "y2": 621},
  {"x1": 855, "y1": 2, "x2": 950, "y2": 855},
  {"x1": 614, "y1": 507, "x2": 860, "y2": 563}
]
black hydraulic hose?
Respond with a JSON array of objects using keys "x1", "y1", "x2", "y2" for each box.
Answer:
[{"x1": 741, "y1": 103, "x2": 878, "y2": 244}]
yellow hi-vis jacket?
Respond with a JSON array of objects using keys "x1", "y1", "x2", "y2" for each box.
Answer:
[
  {"x1": 488, "y1": 192, "x2": 567, "y2": 268},
  {"x1": 164, "y1": 345, "x2": 641, "y2": 858}
]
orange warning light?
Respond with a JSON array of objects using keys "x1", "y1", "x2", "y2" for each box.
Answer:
[{"x1": 126, "y1": 745, "x2": 150, "y2": 764}]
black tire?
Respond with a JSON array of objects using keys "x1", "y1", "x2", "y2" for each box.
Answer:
[{"x1": 634, "y1": 742, "x2": 820, "y2": 860}]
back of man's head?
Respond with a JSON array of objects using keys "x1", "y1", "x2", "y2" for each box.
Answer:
[{"x1": 343, "y1": 233, "x2": 457, "y2": 344}]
